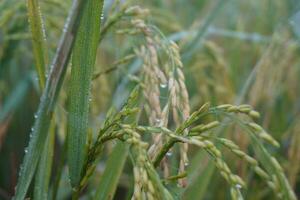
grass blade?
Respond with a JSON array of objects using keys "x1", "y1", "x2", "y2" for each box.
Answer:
[
  {"x1": 67, "y1": 0, "x2": 104, "y2": 190},
  {"x1": 49, "y1": 136, "x2": 68, "y2": 200},
  {"x1": 13, "y1": 1, "x2": 87, "y2": 199},
  {"x1": 94, "y1": 142, "x2": 129, "y2": 200},
  {"x1": 33, "y1": 122, "x2": 55, "y2": 200}
]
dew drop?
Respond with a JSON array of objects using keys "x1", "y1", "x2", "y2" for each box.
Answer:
[
  {"x1": 62, "y1": 15, "x2": 71, "y2": 34},
  {"x1": 155, "y1": 118, "x2": 161, "y2": 124},
  {"x1": 18, "y1": 166, "x2": 23, "y2": 177},
  {"x1": 34, "y1": 114, "x2": 38, "y2": 119},
  {"x1": 160, "y1": 83, "x2": 167, "y2": 88},
  {"x1": 63, "y1": 25, "x2": 68, "y2": 34},
  {"x1": 31, "y1": 127, "x2": 34, "y2": 131},
  {"x1": 235, "y1": 184, "x2": 242, "y2": 189},
  {"x1": 184, "y1": 162, "x2": 189, "y2": 167},
  {"x1": 100, "y1": 14, "x2": 104, "y2": 20},
  {"x1": 166, "y1": 151, "x2": 172, "y2": 157},
  {"x1": 24, "y1": 149, "x2": 28, "y2": 153}
]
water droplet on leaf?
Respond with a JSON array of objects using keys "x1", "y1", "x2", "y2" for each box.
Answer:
[{"x1": 166, "y1": 151, "x2": 172, "y2": 157}]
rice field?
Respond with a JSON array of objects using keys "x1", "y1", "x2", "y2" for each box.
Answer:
[{"x1": 0, "y1": 0, "x2": 300, "y2": 199}]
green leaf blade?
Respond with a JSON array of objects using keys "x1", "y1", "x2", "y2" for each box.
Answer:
[
  {"x1": 34, "y1": 122, "x2": 55, "y2": 200},
  {"x1": 67, "y1": 0, "x2": 104, "y2": 189},
  {"x1": 13, "y1": 0, "x2": 88, "y2": 198}
]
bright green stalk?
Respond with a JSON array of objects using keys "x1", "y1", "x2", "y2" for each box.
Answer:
[
  {"x1": 13, "y1": 1, "x2": 87, "y2": 199},
  {"x1": 67, "y1": 0, "x2": 104, "y2": 190}
]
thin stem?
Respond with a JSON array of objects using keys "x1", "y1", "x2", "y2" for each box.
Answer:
[{"x1": 153, "y1": 138, "x2": 177, "y2": 167}]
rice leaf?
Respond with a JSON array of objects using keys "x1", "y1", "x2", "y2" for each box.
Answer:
[
  {"x1": 49, "y1": 135, "x2": 69, "y2": 200},
  {"x1": 33, "y1": 121, "x2": 55, "y2": 200},
  {"x1": 13, "y1": 1, "x2": 87, "y2": 199},
  {"x1": 94, "y1": 142, "x2": 129, "y2": 200},
  {"x1": 67, "y1": 0, "x2": 104, "y2": 189}
]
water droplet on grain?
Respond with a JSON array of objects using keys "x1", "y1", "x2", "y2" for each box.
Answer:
[
  {"x1": 184, "y1": 162, "x2": 189, "y2": 167},
  {"x1": 34, "y1": 114, "x2": 38, "y2": 119},
  {"x1": 155, "y1": 118, "x2": 161, "y2": 123},
  {"x1": 236, "y1": 184, "x2": 242, "y2": 189},
  {"x1": 31, "y1": 127, "x2": 34, "y2": 131},
  {"x1": 24, "y1": 149, "x2": 28, "y2": 153},
  {"x1": 160, "y1": 83, "x2": 167, "y2": 88}
]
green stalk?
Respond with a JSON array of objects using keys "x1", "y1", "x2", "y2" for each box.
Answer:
[
  {"x1": 13, "y1": 1, "x2": 87, "y2": 199},
  {"x1": 153, "y1": 139, "x2": 176, "y2": 167},
  {"x1": 67, "y1": 0, "x2": 104, "y2": 190}
]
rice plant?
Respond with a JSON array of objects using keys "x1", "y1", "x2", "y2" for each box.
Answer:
[{"x1": 0, "y1": 0, "x2": 299, "y2": 199}]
